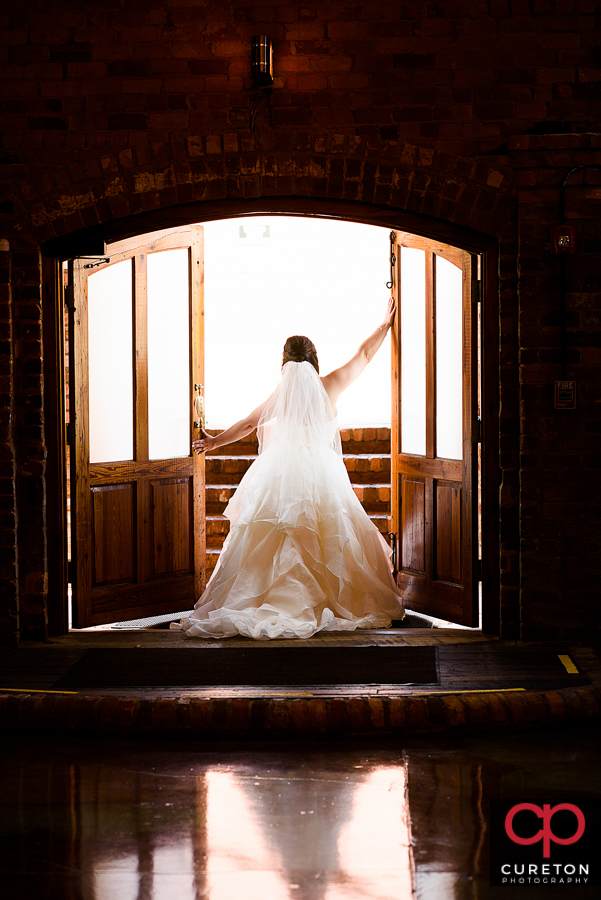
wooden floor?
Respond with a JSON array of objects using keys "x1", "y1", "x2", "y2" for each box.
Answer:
[{"x1": 1, "y1": 629, "x2": 598, "y2": 699}]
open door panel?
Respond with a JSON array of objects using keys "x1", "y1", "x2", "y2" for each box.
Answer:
[
  {"x1": 391, "y1": 232, "x2": 479, "y2": 626},
  {"x1": 70, "y1": 227, "x2": 206, "y2": 627}
]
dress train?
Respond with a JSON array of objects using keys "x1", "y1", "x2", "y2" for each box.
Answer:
[{"x1": 175, "y1": 361, "x2": 404, "y2": 640}]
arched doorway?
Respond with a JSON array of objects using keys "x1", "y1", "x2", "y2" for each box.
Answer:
[{"x1": 45, "y1": 198, "x2": 499, "y2": 635}]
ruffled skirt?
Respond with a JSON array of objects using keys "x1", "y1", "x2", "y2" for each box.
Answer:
[{"x1": 176, "y1": 441, "x2": 404, "y2": 640}]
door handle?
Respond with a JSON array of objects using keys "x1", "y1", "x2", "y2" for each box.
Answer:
[
  {"x1": 388, "y1": 532, "x2": 398, "y2": 580},
  {"x1": 194, "y1": 383, "x2": 204, "y2": 429}
]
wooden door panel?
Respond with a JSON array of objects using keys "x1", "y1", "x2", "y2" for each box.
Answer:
[
  {"x1": 435, "y1": 481, "x2": 461, "y2": 583},
  {"x1": 72, "y1": 226, "x2": 205, "y2": 627},
  {"x1": 399, "y1": 574, "x2": 466, "y2": 620},
  {"x1": 90, "y1": 459, "x2": 194, "y2": 481},
  {"x1": 86, "y1": 575, "x2": 195, "y2": 625},
  {"x1": 151, "y1": 478, "x2": 192, "y2": 576},
  {"x1": 391, "y1": 234, "x2": 479, "y2": 626},
  {"x1": 400, "y1": 477, "x2": 426, "y2": 574},
  {"x1": 399, "y1": 457, "x2": 462, "y2": 480},
  {"x1": 91, "y1": 484, "x2": 135, "y2": 585}
]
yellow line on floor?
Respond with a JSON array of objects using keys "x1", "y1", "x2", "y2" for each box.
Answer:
[
  {"x1": 0, "y1": 688, "x2": 79, "y2": 694},
  {"x1": 558, "y1": 654, "x2": 579, "y2": 674}
]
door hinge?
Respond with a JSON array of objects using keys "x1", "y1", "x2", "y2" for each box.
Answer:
[
  {"x1": 68, "y1": 559, "x2": 75, "y2": 584},
  {"x1": 386, "y1": 231, "x2": 397, "y2": 291},
  {"x1": 66, "y1": 422, "x2": 75, "y2": 446},
  {"x1": 475, "y1": 558, "x2": 482, "y2": 582},
  {"x1": 64, "y1": 284, "x2": 75, "y2": 309},
  {"x1": 473, "y1": 417, "x2": 481, "y2": 443}
]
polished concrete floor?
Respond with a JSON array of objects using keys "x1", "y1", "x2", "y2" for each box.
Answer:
[{"x1": 1, "y1": 729, "x2": 599, "y2": 899}]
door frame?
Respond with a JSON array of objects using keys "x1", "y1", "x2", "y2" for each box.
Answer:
[{"x1": 43, "y1": 198, "x2": 499, "y2": 636}]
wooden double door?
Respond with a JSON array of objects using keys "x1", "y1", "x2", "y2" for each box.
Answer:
[
  {"x1": 70, "y1": 227, "x2": 206, "y2": 627},
  {"x1": 390, "y1": 233, "x2": 479, "y2": 626},
  {"x1": 69, "y1": 224, "x2": 479, "y2": 629}
]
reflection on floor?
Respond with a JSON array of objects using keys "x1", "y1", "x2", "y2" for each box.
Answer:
[{"x1": 1, "y1": 729, "x2": 599, "y2": 900}]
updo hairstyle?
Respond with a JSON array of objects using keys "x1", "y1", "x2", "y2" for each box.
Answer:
[{"x1": 282, "y1": 335, "x2": 319, "y2": 373}]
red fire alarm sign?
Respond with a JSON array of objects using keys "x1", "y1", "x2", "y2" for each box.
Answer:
[{"x1": 555, "y1": 381, "x2": 576, "y2": 409}]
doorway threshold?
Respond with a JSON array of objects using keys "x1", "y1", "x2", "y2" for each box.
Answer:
[
  {"x1": 2, "y1": 636, "x2": 599, "y2": 737},
  {"x1": 69, "y1": 610, "x2": 476, "y2": 634}
]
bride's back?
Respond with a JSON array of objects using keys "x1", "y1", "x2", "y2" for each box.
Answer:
[{"x1": 258, "y1": 361, "x2": 340, "y2": 454}]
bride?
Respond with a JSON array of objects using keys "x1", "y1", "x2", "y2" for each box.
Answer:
[{"x1": 176, "y1": 297, "x2": 404, "y2": 640}]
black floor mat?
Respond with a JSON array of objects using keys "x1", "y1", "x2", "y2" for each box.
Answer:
[{"x1": 53, "y1": 645, "x2": 439, "y2": 688}]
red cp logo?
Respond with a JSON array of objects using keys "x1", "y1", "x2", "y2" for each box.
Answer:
[{"x1": 505, "y1": 803, "x2": 585, "y2": 858}]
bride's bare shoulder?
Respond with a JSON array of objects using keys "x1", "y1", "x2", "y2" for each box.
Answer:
[{"x1": 320, "y1": 375, "x2": 338, "y2": 413}]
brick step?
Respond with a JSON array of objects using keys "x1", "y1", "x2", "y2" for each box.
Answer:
[
  {"x1": 205, "y1": 434, "x2": 259, "y2": 457},
  {"x1": 205, "y1": 456, "x2": 256, "y2": 484},
  {"x1": 206, "y1": 515, "x2": 230, "y2": 549},
  {"x1": 205, "y1": 454, "x2": 391, "y2": 485},
  {"x1": 342, "y1": 455, "x2": 391, "y2": 483},
  {"x1": 370, "y1": 514, "x2": 392, "y2": 535},
  {"x1": 206, "y1": 484, "x2": 391, "y2": 517},
  {"x1": 206, "y1": 512, "x2": 391, "y2": 553},
  {"x1": 206, "y1": 485, "x2": 237, "y2": 516},
  {"x1": 206, "y1": 548, "x2": 220, "y2": 578},
  {"x1": 340, "y1": 428, "x2": 391, "y2": 456},
  {"x1": 351, "y1": 485, "x2": 391, "y2": 513},
  {"x1": 205, "y1": 428, "x2": 391, "y2": 457}
]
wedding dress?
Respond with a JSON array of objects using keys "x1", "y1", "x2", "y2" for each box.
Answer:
[{"x1": 176, "y1": 360, "x2": 404, "y2": 640}]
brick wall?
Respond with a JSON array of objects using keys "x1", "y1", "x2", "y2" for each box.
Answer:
[
  {"x1": 1, "y1": 1, "x2": 599, "y2": 161},
  {"x1": 0, "y1": 234, "x2": 18, "y2": 647},
  {"x1": 0, "y1": 0, "x2": 599, "y2": 644},
  {"x1": 512, "y1": 134, "x2": 601, "y2": 640},
  {"x1": 0, "y1": 176, "x2": 48, "y2": 645}
]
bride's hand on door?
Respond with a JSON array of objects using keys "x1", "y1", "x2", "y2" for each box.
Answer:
[
  {"x1": 382, "y1": 295, "x2": 396, "y2": 329},
  {"x1": 192, "y1": 428, "x2": 216, "y2": 454}
]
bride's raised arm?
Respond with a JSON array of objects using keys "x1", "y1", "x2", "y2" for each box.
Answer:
[
  {"x1": 321, "y1": 296, "x2": 395, "y2": 410},
  {"x1": 192, "y1": 396, "x2": 271, "y2": 455}
]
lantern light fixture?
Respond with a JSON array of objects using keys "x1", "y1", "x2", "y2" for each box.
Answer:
[{"x1": 251, "y1": 36, "x2": 273, "y2": 87}]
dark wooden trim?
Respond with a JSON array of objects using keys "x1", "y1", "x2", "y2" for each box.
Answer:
[
  {"x1": 462, "y1": 252, "x2": 478, "y2": 626},
  {"x1": 191, "y1": 227, "x2": 207, "y2": 598},
  {"x1": 132, "y1": 253, "x2": 152, "y2": 590},
  {"x1": 43, "y1": 257, "x2": 68, "y2": 636},
  {"x1": 426, "y1": 251, "x2": 435, "y2": 460},
  {"x1": 399, "y1": 457, "x2": 462, "y2": 479},
  {"x1": 134, "y1": 253, "x2": 149, "y2": 463},
  {"x1": 42, "y1": 197, "x2": 498, "y2": 261},
  {"x1": 398, "y1": 232, "x2": 464, "y2": 268},
  {"x1": 390, "y1": 233, "x2": 401, "y2": 566},
  {"x1": 90, "y1": 459, "x2": 194, "y2": 483},
  {"x1": 480, "y1": 243, "x2": 501, "y2": 636},
  {"x1": 73, "y1": 259, "x2": 93, "y2": 627}
]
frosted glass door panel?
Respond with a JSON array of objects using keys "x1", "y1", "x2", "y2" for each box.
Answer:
[
  {"x1": 435, "y1": 255, "x2": 463, "y2": 460},
  {"x1": 147, "y1": 249, "x2": 190, "y2": 460},
  {"x1": 401, "y1": 247, "x2": 426, "y2": 456},
  {"x1": 88, "y1": 260, "x2": 134, "y2": 463}
]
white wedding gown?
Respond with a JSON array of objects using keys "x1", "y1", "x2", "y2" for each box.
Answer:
[{"x1": 176, "y1": 361, "x2": 404, "y2": 640}]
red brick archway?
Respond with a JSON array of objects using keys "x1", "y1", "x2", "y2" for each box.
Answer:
[
  {"x1": 27, "y1": 133, "x2": 514, "y2": 251},
  {"x1": 11, "y1": 134, "x2": 516, "y2": 641}
]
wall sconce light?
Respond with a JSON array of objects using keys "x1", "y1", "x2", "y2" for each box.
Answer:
[
  {"x1": 252, "y1": 36, "x2": 273, "y2": 87},
  {"x1": 250, "y1": 36, "x2": 273, "y2": 131}
]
